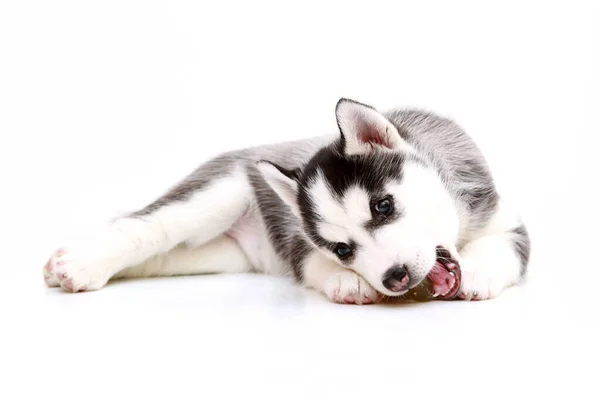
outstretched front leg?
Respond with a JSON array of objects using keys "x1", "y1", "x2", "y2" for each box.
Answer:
[
  {"x1": 43, "y1": 168, "x2": 252, "y2": 292},
  {"x1": 457, "y1": 211, "x2": 530, "y2": 301},
  {"x1": 301, "y1": 252, "x2": 381, "y2": 305}
]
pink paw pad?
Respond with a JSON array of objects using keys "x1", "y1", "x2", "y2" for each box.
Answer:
[
  {"x1": 61, "y1": 280, "x2": 87, "y2": 293},
  {"x1": 342, "y1": 295, "x2": 375, "y2": 305},
  {"x1": 343, "y1": 295, "x2": 356, "y2": 304},
  {"x1": 61, "y1": 279, "x2": 74, "y2": 292}
]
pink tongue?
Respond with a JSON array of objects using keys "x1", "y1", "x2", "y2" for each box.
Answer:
[{"x1": 427, "y1": 262, "x2": 455, "y2": 296}]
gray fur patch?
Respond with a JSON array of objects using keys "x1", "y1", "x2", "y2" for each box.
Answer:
[
  {"x1": 246, "y1": 164, "x2": 313, "y2": 282},
  {"x1": 511, "y1": 224, "x2": 531, "y2": 277},
  {"x1": 128, "y1": 136, "x2": 333, "y2": 282},
  {"x1": 130, "y1": 136, "x2": 334, "y2": 217},
  {"x1": 131, "y1": 153, "x2": 238, "y2": 216},
  {"x1": 384, "y1": 109, "x2": 499, "y2": 230}
]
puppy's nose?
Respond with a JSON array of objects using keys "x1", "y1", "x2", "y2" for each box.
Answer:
[{"x1": 382, "y1": 265, "x2": 410, "y2": 292}]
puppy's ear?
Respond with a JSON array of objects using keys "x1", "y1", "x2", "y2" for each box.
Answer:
[
  {"x1": 256, "y1": 161, "x2": 302, "y2": 217},
  {"x1": 335, "y1": 98, "x2": 412, "y2": 156}
]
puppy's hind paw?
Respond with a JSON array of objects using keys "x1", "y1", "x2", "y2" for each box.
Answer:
[{"x1": 42, "y1": 247, "x2": 109, "y2": 293}]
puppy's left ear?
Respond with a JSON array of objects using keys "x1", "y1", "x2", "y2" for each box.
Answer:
[
  {"x1": 335, "y1": 98, "x2": 413, "y2": 156},
  {"x1": 256, "y1": 161, "x2": 302, "y2": 217}
]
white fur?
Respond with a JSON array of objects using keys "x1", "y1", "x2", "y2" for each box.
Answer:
[
  {"x1": 458, "y1": 235, "x2": 522, "y2": 300},
  {"x1": 311, "y1": 173, "x2": 371, "y2": 245},
  {"x1": 45, "y1": 170, "x2": 253, "y2": 292},
  {"x1": 302, "y1": 251, "x2": 379, "y2": 304},
  {"x1": 300, "y1": 161, "x2": 459, "y2": 297},
  {"x1": 455, "y1": 199, "x2": 524, "y2": 300},
  {"x1": 114, "y1": 235, "x2": 252, "y2": 279},
  {"x1": 226, "y1": 200, "x2": 290, "y2": 276}
]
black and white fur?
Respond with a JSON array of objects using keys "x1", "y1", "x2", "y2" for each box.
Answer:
[{"x1": 43, "y1": 98, "x2": 530, "y2": 303}]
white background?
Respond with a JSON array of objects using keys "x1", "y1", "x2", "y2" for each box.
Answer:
[{"x1": 1, "y1": 1, "x2": 599, "y2": 398}]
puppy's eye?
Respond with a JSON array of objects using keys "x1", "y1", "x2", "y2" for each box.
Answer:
[
  {"x1": 373, "y1": 197, "x2": 393, "y2": 215},
  {"x1": 334, "y1": 243, "x2": 352, "y2": 259}
]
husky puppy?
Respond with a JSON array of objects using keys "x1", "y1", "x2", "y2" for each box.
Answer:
[{"x1": 43, "y1": 98, "x2": 530, "y2": 303}]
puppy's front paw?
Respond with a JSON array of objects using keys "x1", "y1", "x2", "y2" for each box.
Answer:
[
  {"x1": 457, "y1": 259, "x2": 507, "y2": 301},
  {"x1": 43, "y1": 247, "x2": 111, "y2": 293},
  {"x1": 324, "y1": 270, "x2": 380, "y2": 305},
  {"x1": 455, "y1": 236, "x2": 523, "y2": 301}
]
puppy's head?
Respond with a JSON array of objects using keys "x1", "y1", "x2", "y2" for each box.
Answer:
[{"x1": 258, "y1": 98, "x2": 458, "y2": 297}]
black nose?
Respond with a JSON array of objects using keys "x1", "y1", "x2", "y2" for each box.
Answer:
[{"x1": 382, "y1": 265, "x2": 410, "y2": 292}]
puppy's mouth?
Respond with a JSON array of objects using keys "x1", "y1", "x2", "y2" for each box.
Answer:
[{"x1": 425, "y1": 246, "x2": 461, "y2": 300}]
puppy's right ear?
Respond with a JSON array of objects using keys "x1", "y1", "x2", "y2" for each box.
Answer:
[{"x1": 256, "y1": 161, "x2": 302, "y2": 217}]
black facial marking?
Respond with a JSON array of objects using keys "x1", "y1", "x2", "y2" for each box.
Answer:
[
  {"x1": 334, "y1": 243, "x2": 352, "y2": 258},
  {"x1": 365, "y1": 195, "x2": 402, "y2": 231},
  {"x1": 302, "y1": 142, "x2": 405, "y2": 198},
  {"x1": 306, "y1": 234, "x2": 358, "y2": 265},
  {"x1": 373, "y1": 197, "x2": 393, "y2": 215},
  {"x1": 297, "y1": 139, "x2": 407, "y2": 248},
  {"x1": 331, "y1": 240, "x2": 358, "y2": 264}
]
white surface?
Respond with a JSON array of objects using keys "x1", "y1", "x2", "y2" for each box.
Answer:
[{"x1": 1, "y1": 1, "x2": 599, "y2": 398}]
